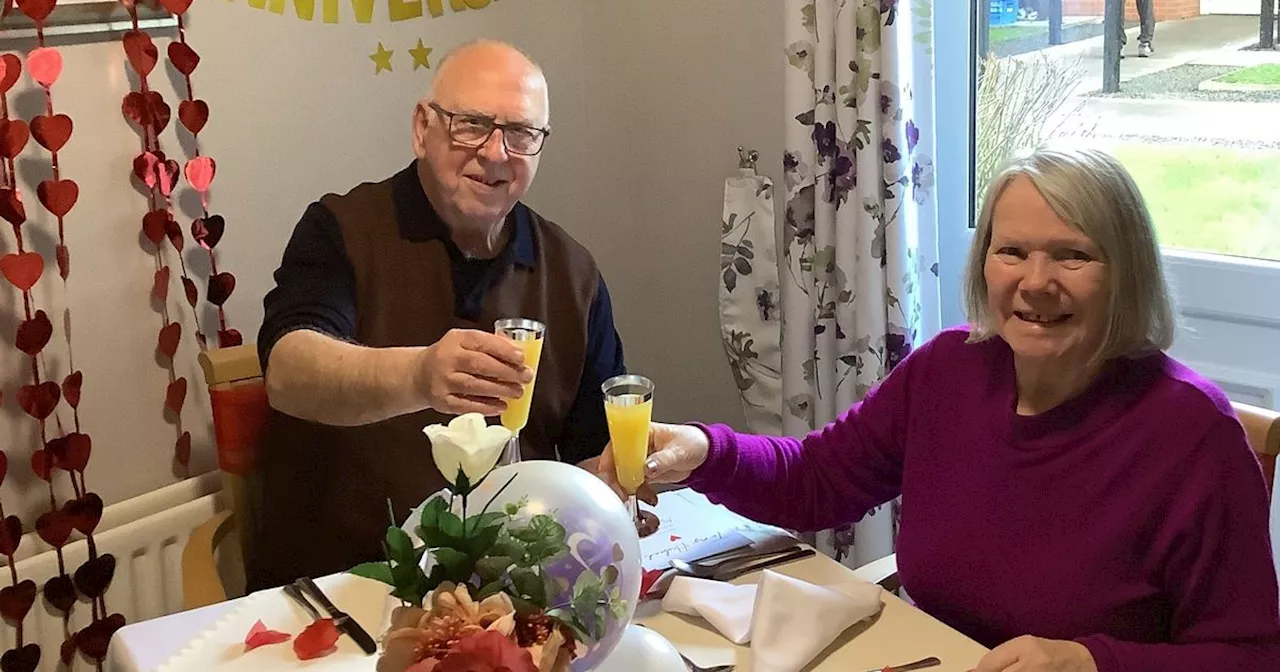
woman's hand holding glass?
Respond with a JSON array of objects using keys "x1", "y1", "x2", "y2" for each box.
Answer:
[{"x1": 596, "y1": 421, "x2": 711, "y2": 503}]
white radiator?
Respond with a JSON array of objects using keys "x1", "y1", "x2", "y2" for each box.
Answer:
[{"x1": 0, "y1": 470, "x2": 226, "y2": 671}]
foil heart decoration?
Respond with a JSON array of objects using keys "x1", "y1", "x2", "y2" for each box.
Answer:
[
  {"x1": 62, "y1": 370, "x2": 82, "y2": 409},
  {"x1": 0, "y1": 579, "x2": 35, "y2": 623},
  {"x1": 25, "y1": 47, "x2": 60, "y2": 87},
  {"x1": 17, "y1": 380, "x2": 59, "y2": 420},
  {"x1": 122, "y1": 30, "x2": 157, "y2": 77},
  {"x1": 183, "y1": 156, "x2": 215, "y2": 193},
  {"x1": 42, "y1": 575, "x2": 75, "y2": 615},
  {"x1": 165, "y1": 377, "x2": 187, "y2": 416},
  {"x1": 191, "y1": 214, "x2": 224, "y2": 249},
  {"x1": 0, "y1": 252, "x2": 41, "y2": 291},
  {"x1": 0, "y1": 54, "x2": 20, "y2": 93},
  {"x1": 0, "y1": 118, "x2": 29, "y2": 159},
  {"x1": 0, "y1": 642, "x2": 41, "y2": 672},
  {"x1": 178, "y1": 98, "x2": 207, "y2": 135},
  {"x1": 35, "y1": 508, "x2": 72, "y2": 548},
  {"x1": 15, "y1": 309, "x2": 52, "y2": 356},
  {"x1": 76, "y1": 612, "x2": 124, "y2": 661},
  {"x1": 36, "y1": 178, "x2": 78, "y2": 218},
  {"x1": 157, "y1": 322, "x2": 180, "y2": 359},
  {"x1": 16, "y1": 0, "x2": 54, "y2": 22},
  {"x1": 167, "y1": 40, "x2": 199, "y2": 74},
  {"x1": 30, "y1": 113, "x2": 71, "y2": 152},
  {"x1": 0, "y1": 516, "x2": 22, "y2": 556},
  {"x1": 207, "y1": 272, "x2": 236, "y2": 306}
]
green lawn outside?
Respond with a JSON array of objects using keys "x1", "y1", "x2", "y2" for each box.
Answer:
[
  {"x1": 1106, "y1": 143, "x2": 1280, "y2": 261},
  {"x1": 1217, "y1": 63, "x2": 1280, "y2": 86},
  {"x1": 989, "y1": 25, "x2": 1046, "y2": 44}
]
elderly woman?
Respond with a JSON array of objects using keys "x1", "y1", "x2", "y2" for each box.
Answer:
[{"x1": 599, "y1": 147, "x2": 1280, "y2": 671}]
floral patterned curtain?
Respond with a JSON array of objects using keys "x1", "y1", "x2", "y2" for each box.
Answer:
[{"x1": 781, "y1": 0, "x2": 941, "y2": 569}]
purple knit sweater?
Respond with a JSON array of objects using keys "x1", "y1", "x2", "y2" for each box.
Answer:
[{"x1": 685, "y1": 327, "x2": 1280, "y2": 671}]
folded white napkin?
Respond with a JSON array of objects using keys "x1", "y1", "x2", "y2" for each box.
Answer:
[{"x1": 662, "y1": 569, "x2": 883, "y2": 672}]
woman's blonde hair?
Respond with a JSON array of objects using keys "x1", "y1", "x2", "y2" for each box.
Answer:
[{"x1": 963, "y1": 145, "x2": 1177, "y2": 364}]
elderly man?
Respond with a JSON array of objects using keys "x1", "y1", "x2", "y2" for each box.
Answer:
[{"x1": 246, "y1": 40, "x2": 626, "y2": 590}]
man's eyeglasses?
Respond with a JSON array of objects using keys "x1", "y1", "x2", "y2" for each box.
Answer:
[{"x1": 428, "y1": 103, "x2": 550, "y2": 156}]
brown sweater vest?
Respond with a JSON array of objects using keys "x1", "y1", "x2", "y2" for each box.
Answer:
[{"x1": 247, "y1": 174, "x2": 600, "y2": 590}]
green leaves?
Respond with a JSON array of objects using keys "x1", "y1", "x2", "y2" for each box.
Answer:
[{"x1": 349, "y1": 561, "x2": 393, "y2": 584}]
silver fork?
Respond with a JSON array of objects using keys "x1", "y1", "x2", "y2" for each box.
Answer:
[
  {"x1": 680, "y1": 653, "x2": 734, "y2": 672},
  {"x1": 283, "y1": 583, "x2": 322, "y2": 619}
]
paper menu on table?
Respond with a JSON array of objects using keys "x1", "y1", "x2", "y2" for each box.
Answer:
[{"x1": 638, "y1": 488, "x2": 793, "y2": 571}]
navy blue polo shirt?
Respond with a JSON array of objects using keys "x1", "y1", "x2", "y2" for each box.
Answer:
[{"x1": 258, "y1": 164, "x2": 625, "y2": 463}]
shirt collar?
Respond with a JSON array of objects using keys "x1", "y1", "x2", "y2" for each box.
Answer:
[{"x1": 391, "y1": 160, "x2": 535, "y2": 268}]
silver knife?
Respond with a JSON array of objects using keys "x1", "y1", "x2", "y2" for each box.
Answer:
[
  {"x1": 863, "y1": 657, "x2": 941, "y2": 672},
  {"x1": 297, "y1": 577, "x2": 378, "y2": 655}
]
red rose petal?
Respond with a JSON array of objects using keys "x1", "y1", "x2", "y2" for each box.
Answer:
[
  {"x1": 292, "y1": 618, "x2": 339, "y2": 660},
  {"x1": 244, "y1": 619, "x2": 291, "y2": 652}
]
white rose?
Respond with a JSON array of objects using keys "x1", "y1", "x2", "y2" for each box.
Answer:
[{"x1": 423, "y1": 413, "x2": 511, "y2": 486}]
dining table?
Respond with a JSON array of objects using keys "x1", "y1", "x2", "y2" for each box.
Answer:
[{"x1": 107, "y1": 494, "x2": 989, "y2": 671}]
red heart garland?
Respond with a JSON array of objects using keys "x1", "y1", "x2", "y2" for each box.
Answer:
[
  {"x1": 73, "y1": 554, "x2": 116, "y2": 600},
  {"x1": 182, "y1": 277, "x2": 198, "y2": 308},
  {"x1": 218, "y1": 329, "x2": 244, "y2": 348},
  {"x1": 191, "y1": 214, "x2": 224, "y2": 249},
  {"x1": 0, "y1": 54, "x2": 20, "y2": 93},
  {"x1": 42, "y1": 574, "x2": 75, "y2": 615},
  {"x1": 122, "y1": 91, "x2": 146, "y2": 126},
  {"x1": 15, "y1": 309, "x2": 52, "y2": 356},
  {"x1": 133, "y1": 151, "x2": 158, "y2": 187},
  {"x1": 61, "y1": 432, "x2": 91, "y2": 472},
  {"x1": 178, "y1": 99, "x2": 207, "y2": 135},
  {"x1": 122, "y1": 30, "x2": 157, "y2": 77},
  {"x1": 0, "y1": 642, "x2": 40, "y2": 672},
  {"x1": 152, "y1": 266, "x2": 170, "y2": 301},
  {"x1": 36, "y1": 178, "x2": 78, "y2": 218},
  {"x1": 65, "y1": 493, "x2": 102, "y2": 535},
  {"x1": 30, "y1": 113, "x2": 71, "y2": 152},
  {"x1": 0, "y1": 579, "x2": 35, "y2": 623},
  {"x1": 184, "y1": 156, "x2": 215, "y2": 192},
  {"x1": 0, "y1": 118, "x2": 29, "y2": 159},
  {"x1": 29, "y1": 450, "x2": 50, "y2": 482},
  {"x1": 62, "y1": 370, "x2": 82, "y2": 408},
  {"x1": 0, "y1": 451, "x2": 6, "y2": 486},
  {"x1": 180, "y1": 99, "x2": 209, "y2": 135},
  {"x1": 35, "y1": 508, "x2": 72, "y2": 548},
  {"x1": 15, "y1": 0, "x2": 54, "y2": 23},
  {"x1": 0, "y1": 516, "x2": 22, "y2": 556},
  {"x1": 207, "y1": 272, "x2": 236, "y2": 306},
  {"x1": 0, "y1": 252, "x2": 41, "y2": 291},
  {"x1": 167, "y1": 41, "x2": 200, "y2": 75},
  {"x1": 157, "y1": 322, "x2": 180, "y2": 359},
  {"x1": 175, "y1": 431, "x2": 191, "y2": 467},
  {"x1": 17, "y1": 381, "x2": 59, "y2": 420},
  {"x1": 76, "y1": 612, "x2": 124, "y2": 661},
  {"x1": 159, "y1": 0, "x2": 192, "y2": 16},
  {"x1": 55, "y1": 243, "x2": 68, "y2": 280},
  {"x1": 164, "y1": 216, "x2": 183, "y2": 251},
  {"x1": 142, "y1": 210, "x2": 169, "y2": 246},
  {"x1": 146, "y1": 91, "x2": 171, "y2": 134},
  {"x1": 165, "y1": 377, "x2": 187, "y2": 416},
  {"x1": 158, "y1": 157, "x2": 179, "y2": 197},
  {"x1": 0, "y1": 188, "x2": 25, "y2": 226}
]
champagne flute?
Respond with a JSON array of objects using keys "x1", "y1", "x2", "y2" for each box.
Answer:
[
  {"x1": 495, "y1": 318, "x2": 545, "y2": 466},
  {"x1": 603, "y1": 374, "x2": 660, "y2": 538}
]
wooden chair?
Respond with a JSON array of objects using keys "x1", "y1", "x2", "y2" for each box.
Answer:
[
  {"x1": 180, "y1": 344, "x2": 270, "y2": 610},
  {"x1": 852, "y1": 400, "x2": 1280, "y2": 592}
]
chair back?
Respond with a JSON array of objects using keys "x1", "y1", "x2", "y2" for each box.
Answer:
[
  {"x1": 197, "y1": 344, "x2": 270, "y2": 577},
  {"x1": 1233, "y1": 401, "x2": 1280, "y2": 498}
]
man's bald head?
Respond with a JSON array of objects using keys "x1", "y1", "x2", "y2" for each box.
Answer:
[{"x1": 426, "y1": 40, "x2": 549, "y2": 126}]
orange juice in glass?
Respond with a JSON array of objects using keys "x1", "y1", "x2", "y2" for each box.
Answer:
[
  {"x1": 495, "y1": 318, "x2": 545, "y2": 465},
  {"x1": 603, "y1": 374, "x2": 659, "y2": 537}
]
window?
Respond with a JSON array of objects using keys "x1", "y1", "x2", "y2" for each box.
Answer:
[{"x1": 935, "y1": 1, "x2": 1280, "y2": 408}]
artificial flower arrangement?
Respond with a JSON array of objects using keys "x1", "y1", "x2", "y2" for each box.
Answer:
[{"x1": 350, "y1": 414, "x2": 629, "y2": 672}]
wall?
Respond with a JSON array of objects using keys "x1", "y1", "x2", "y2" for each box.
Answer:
[
  {"x1": 1064, "y1": 0, "x2": 1201, "y2": 20},
  {"x1": 0, "y1": 0, "x2": 776, "y2": 524}
]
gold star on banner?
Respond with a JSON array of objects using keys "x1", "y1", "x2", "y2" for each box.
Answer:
[
  {"x1": 409, "y1": 39, "x2": 433, "y2": 71},
  {"x1": 369, "y1": 42, "x2": 394, "y2": 74}
]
